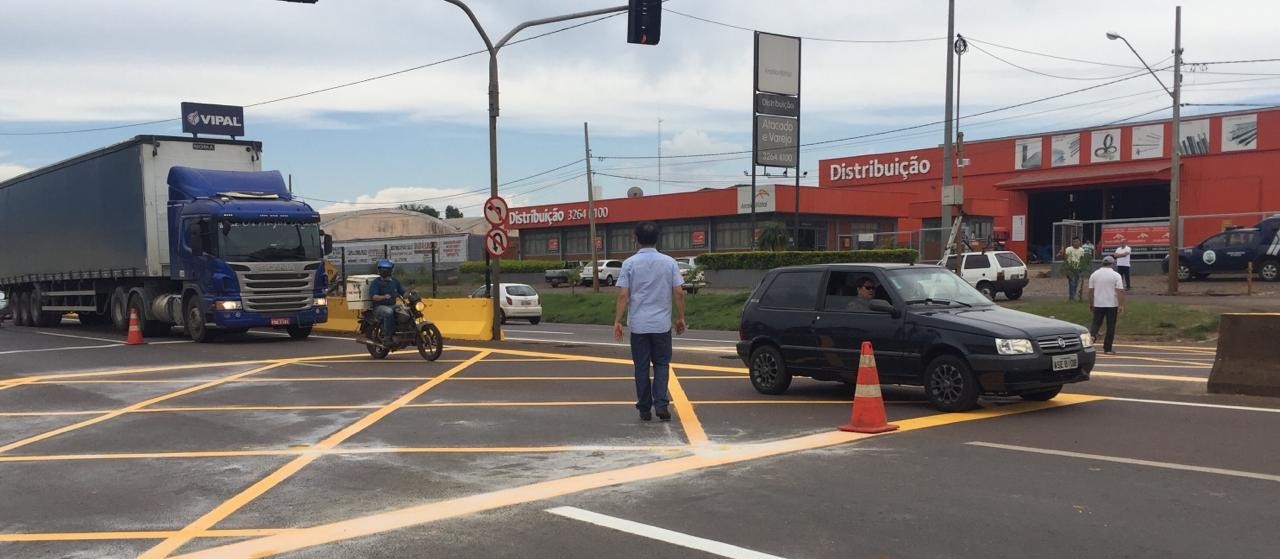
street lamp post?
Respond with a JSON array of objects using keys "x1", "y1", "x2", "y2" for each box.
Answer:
[
  {"x1": 440, "y1": 1, "x2": 630, "y2": 339},
  {"x1": 1108, "y1": 5, "x2": 1182, "y2": 295}
]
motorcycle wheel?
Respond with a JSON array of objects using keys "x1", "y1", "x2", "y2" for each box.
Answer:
[
  {"x1": 366, "y1": 325, "x2": 391, "y2": 359},
  {"x1": 418, "y1": 323, "x2": 444, "y2": 361}
]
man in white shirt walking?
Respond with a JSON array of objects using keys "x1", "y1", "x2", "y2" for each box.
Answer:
[
  {"x1": 1113, "y1": 239, "x2": 1133, "y2": 290},
  {"x1": 1088, "y1": 256, "x2": 1126, "y2": 354}
]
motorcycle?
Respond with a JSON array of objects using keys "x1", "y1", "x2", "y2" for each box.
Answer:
[{"x1": 356, "y1": 291, "x2": 444, "y2": 361}]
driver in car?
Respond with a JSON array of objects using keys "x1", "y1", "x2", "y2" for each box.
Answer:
[
  {"x1": 368, "y1": 259, "x2": 406, "y2": 346},
  {"x1": 847, "y1": 277, "x2": 879, "y2": 312}
]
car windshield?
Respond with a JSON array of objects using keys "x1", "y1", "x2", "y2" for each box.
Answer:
[
  {"x1": 505, "y1": 285, "x2": 537, "y2": 296},
  {"x1": 220, "y1": 222, "x2": 322, "y2": 262},
  {"x1": 885, "y1": 267, "x2": 994, "y2": 307}
]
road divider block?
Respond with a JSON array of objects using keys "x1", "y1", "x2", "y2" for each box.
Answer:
[
  {"x1": 1208, "y1": 313, "x2": 1280, "y2": 397},
  {"x1": 320, "y1": 297, "x2": 498, "y2": 341}
]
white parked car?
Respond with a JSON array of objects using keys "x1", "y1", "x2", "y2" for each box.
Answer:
[
  {"x1": 944, "y1": 251, "x2": 1030, "y2": 300},
  {"x1": 0, "y1": 290, "x2": 8, "y2": 322},
  {"x1": 579, "y1": 259, "x2": 624, "y2": 286},
  {"x1": 471, "y1": 283, "x2": 542, "y2": 325}
]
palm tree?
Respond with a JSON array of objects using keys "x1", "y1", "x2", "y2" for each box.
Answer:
[{"x1": 756, "y1": 221, "x2": 790, "y2": 251}]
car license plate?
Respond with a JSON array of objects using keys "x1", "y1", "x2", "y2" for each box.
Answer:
[
  {"x1": 1052, "y1": 353, "x2": 1077, "y2": 371},
  {"x1": 522, "y1": 301, "x2": 531, "y2": 306},
  {"x1": 270, "y1": 317, "x2": 291, "y2": 326}
]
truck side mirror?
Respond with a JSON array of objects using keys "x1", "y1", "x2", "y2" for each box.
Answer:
[
  {"x1": 869, "y1": 299, "x2": 900, "y2": 318},
  {"x1": 322, "y1": 233, "x2": 334, "y2": 256}
]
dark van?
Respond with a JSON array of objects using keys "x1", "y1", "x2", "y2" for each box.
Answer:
[
  {"x1": 737, "y1": 263, "x2": 1094, "y2": 411},
  {"x1": 1163, "y1": 216, "x2": 1280, "y2": 281}
]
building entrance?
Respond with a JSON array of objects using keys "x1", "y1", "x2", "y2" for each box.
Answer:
[{"x1": 1026, "y1": 182, "x2": 1168, "y2": 262}]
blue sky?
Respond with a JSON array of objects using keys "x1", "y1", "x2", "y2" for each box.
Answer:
[{"x1": 3, "y1": 0, "x2": 1278, "y2": 215}]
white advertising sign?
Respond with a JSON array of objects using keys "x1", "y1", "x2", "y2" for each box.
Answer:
[
  {"x1": 1222, "y1": 114, "x2": 1257, "y2": 152},
  {"x1": 1051, "y1": 134, "x2": 1080, "y2": 167},
  {"x1": 1014, "y1": 138, "x2": 1042, "y2": 170},
  {"x1": 1131, "y1": 124, "x2": 1164, "y2": 159},
  {"x1": 1177, "y1": 119, "x2": 1210, "y2": 155},
  {"x1": 1090, "y1": 129, "x2": 1121, "y2": 163},
  {"x1": 736, "y1": 184, "x2": 776, "y2": 214},
  {"x1": 1012, "y1": 215, "x2": 1026, "y2": 242},
  {"x1": 328, "y1": 234, "x2": 469, "y2": 267},
  {"x1": 756, "y1": 32, "x2": 800, "y2": 96}
]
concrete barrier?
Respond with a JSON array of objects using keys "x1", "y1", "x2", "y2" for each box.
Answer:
[
  {"x1": 318, "y1": 297, "x2": 497, "y2": 341},
  {"x1": 1208, "y1": 313, "x2": 1280, "y2": 397}
]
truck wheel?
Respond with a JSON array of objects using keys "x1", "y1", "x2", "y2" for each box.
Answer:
[
  {"x1": 110, "y1": 288, "x2": 130, "y2": 332},
  {"x1": 286, "y1": 325, "x2": 312, "y2": 340},
  {"x1": 749, "y1": 344, "x2": 792, "y2": 395},
  {"x1": 1020, "y1": 385, "x2": 1063, "y2": 401},
  {"x1": 1004, "y1": 288, "x2": 1024, "y2": 300},
  {"x1": 184, "y1": 296, "x2": 212, "y2": 343},
  {"x1": 924, "y1": 354, "x2": 980, "y2": 412},
  {"x1": 976, "y1": 282, "x2": 994, "y2": 300},
  {"x1": 1259, "y1": 259, "x2": 1280, "y2": 282},
  {"x1": 28, "y1": 289, "x2": 49, "y2": 327},
  {"x1": 14, "y1": 291, "x2": 31, "y2": 326}
]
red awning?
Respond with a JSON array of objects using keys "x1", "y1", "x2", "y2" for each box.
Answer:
[{"x1": 995, "y1": 161, "x2": 1171, "y2": 190}]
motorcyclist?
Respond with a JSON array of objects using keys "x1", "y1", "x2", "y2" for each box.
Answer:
[{"x1": 368, "y1": 259, "x2": 405, "y2": 346}]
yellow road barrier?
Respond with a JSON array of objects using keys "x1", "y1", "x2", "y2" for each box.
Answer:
[{"x1": 318, "y1": 297, "x2": 497, "y2": 341}]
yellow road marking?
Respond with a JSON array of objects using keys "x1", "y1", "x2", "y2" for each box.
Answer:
[
  {"x1": 0, "y1": 529, "x2": 291, "y2": 542},
  {"x1": 1094, "y1": 364, "x2": 1210, "y2": 369},
  {"x1": 667, "y1": 367, "x2": 708, "y2": 446},
  {"x1": 17, "y1": 374, "x2": 747, "y2": 386},
  {"x1": 0, "y1": 362, "x2": 289, "y2": 454},
  {"x1": 1114, "y1": 343, "x2": 1216, "y2": 355},
  {"x1": 1101, "y1": 355, "x2": 1215, "y2": 367},
  {"x1": 1091, "y1": 371, "x2": 1207, "y2": 383},
  {"x1": 0, "y1": 444, "x2": 684, "y2": 464},
  {"x1": 140, "y1": 350, "x2": 491, "y2": 559},
  {"x1": 172, "y1": 394, "x2": 1106, "y2": 559}
]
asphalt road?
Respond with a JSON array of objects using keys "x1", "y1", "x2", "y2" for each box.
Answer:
[{"x1": 1, "y1": 319, "x2": 1277, "y2": 559}]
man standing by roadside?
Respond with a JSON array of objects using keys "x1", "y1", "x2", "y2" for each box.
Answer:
[
  {"x1": 1088, "y1": 255, "x2": 1125, "y2": 355},
  {"x1": 613, "y1": 222, "x2": 687, "y2": 422},
  {"x1": 1113, "y1": 239, "x2": 1133, "y2": 290},
  {"x1": 1059, "y1": 237, "x2": 1087, "y2": 300}
]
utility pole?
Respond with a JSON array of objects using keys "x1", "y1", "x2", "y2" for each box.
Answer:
[
  {"x1": 1168, "y1": 6, "x2": 1183, "y2": 295},
  {"x1": 941, "y1": 0, "x2": 956, "y2": 259},
  {"x1": 584, "y1": 122, "x2": 601, "y2": 293},
  {"x1": 657, "y1": 117, "x2": 663, "y2": 195}
]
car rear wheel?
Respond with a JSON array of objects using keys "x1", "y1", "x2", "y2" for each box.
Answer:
[
  {"x1": 529, "y1": 316, "x2": 541, "y2": 325},
  {"x1": 1004, "y1": 288, "x2": 1023, "y2": 300},
  {"x1": 1259, "y1": 259, "x2": 1279, "y2": 282},
  {"x1": 498, "y1": 309, "x2": 507, "y2": 325},
  {"x1": 924, "y1": 355, "x2": 979, "y2": 411},
  {"x1": 1177, "y1": 265, "x2": 1193, "y2": 281},
  {"x1": 749, "y1": 344, "x2": 791, "y2": 395},
  {"x1": 1020, "y1": 385, "x2": 1063, "y2": 401}
]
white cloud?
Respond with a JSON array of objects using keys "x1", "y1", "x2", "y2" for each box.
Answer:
[
  {"x1": 661, "y1": 129, "x2": 741, "y2": 157},
  {"x1": 315, "y1": 186, "x2": 525, "y2": 216},
  {"x1": 0, "y1": 163, "x2": 32, "y2": 181}
]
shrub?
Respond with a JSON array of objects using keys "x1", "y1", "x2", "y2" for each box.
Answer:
[
  {"x1": 697, "y1": 249, "x2": 919, "y2": 270},
  {"x1": 459, "y1": 259, "x2": 567, "y2": 274}
]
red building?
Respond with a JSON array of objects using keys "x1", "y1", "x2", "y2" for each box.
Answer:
[{"x1": 510, "y1": 108, "x2": 1280, "y2": 263}]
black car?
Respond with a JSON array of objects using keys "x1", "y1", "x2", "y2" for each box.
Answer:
[{"x1": 736, "y1": 263, "x2": 1094, "y2": 411}]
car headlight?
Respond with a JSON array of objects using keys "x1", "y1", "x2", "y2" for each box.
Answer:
[
  {"x1": 1079, "y1": 332, "x2": 1094, "y2": 348},
  {"x1": 313, "y1": 297, "x2": 328, "y2": 307},
  {"x1": 215, "y1": 300, "x2": 242, "y2": 311},
  {"x1": 995, "y1": 338, "x2": 1035, "y2": 355}
]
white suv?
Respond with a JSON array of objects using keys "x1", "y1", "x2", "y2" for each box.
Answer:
[
  {"x1": 579, "y1": 259, "x2": 624, "y2": 286},
  {"x1": 944, "y1": 251, "x2": 1029, "y2": 300}
]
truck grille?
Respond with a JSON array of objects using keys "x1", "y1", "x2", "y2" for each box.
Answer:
[
  {"x1": 1037, "y1": 335, "x2": 1082, "y2": 354},
  {"x1": 232, "y1": 265, "x2": 316, "y2": 313}
]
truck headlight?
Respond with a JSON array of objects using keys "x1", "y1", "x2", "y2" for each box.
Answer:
[
  {"x1": 1079, "y1": 332, "x2": 1094, "y2": 348},
  {"x1": 995, "y1": 338, "x2": 1034, "y2": 355},
  {"x1": 313, "y1": 297, "x2": 328, "y2": 307},
  {"x1": 215, "y1": 300, "x2": 242, "y2": 311}
]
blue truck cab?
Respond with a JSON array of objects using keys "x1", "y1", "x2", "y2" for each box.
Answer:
[
  {"x1": 167, "y1": 166, "x2": 331, "y2": 341},
  {"x1": 1163, "y1": 216, "x2": 1280, "y2": 282}
]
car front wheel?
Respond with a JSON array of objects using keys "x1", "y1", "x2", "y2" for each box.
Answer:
[
  {"x1": 1177, "y1": 265, "x2": 1193, "y2": 281},
  {"x1": 749, "y1": 344, "x2": 792, "y2": 395},
  {"x1": 1259, "y1": 259, "x2": 1279, "y2": 282},
  {"x1": 924, "y1": 354, "x2": 979, "y2": 411},
  {"x1": 1004, "y1": 288, "x2": 1023, "y2": 300}
]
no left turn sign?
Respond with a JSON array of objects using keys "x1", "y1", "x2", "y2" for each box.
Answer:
[
  {"x1": 485, "y1": 228, "x2": 510, "y2": 258},
  {"x1": 484, "y1": 196, "x2": 509, "y2": 226}
]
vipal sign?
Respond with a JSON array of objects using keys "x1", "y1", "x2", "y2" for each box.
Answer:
[{"x1": 181, "y1": 102, "x2": 245, "y2": 137}]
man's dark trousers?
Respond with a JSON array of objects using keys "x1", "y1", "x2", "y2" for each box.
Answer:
[
  {"x1": 1090, "y1": 307, "x2": 1118, "y2": 352},
  {"x1": 631, "y1": 331, "x2": 673, "y2": 413},
  {"x1": 1117, "y1": 266, "x2": 1132, "y2": 289}
]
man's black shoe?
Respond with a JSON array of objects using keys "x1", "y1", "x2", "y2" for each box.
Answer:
[
  {"x1": 639, "y1": 410, "x2": 652, "y2": 421},
  {"x1": 656, "y1": 408, "x2": 671, "y2": 422}
]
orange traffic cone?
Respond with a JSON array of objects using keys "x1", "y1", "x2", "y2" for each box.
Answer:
[
  {"x1": 126, "y1": 307, "x2": 145, "y2": 346},
  {"x1": 838, "y1": 341, "x2": 898, "y2": 434}
]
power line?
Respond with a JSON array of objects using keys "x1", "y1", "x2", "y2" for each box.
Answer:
[
  {"x1": 296, "y1": 158, "x2": 584, "y2": 206},
  {"x1": 964, "y1": 36, "x2": 1144, "y2": 69},
  {"x1": 1187, "y1": 58, "x2": 1280, "y2": 65},
  {"x1": 968, "y1": 42, "x2": 1156, "y2": 81},
  {"x1": 0, "y1": 12, "x2": 624, "y2": 137},
  {"x1": 664, "y1": 8, "x2": 944, "y2": 43}
]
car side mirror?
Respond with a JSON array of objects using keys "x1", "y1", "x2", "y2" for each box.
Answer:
[{"x1": 869, "y1": 299, "x2": 899, "y2": 317}]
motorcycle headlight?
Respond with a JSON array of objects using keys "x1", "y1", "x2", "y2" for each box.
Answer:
[
  {"x1": 1079, "y1": 332, "x2": 1094, "y2": 348},
  {"x1": 313, "y1": 297, "x2": 328, "y2": 307},
  {"x1": 415, "y1": 301, "x2": 427, "y2": 313},
  {"x1": 995, "y1": 338, "x2": 1034, "y2": 355},
  {"x1": 215, "y1": 300, "x2": 242, "y2": 311}
]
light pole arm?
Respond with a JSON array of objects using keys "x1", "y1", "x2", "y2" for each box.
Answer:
[
  {"x1": 441, "y1": 0, "x2": 495, "y2": 53},
  {"x1": 1117, "y1": 36, "x2": 1173, "y2": 97},
  {"x1": 495, "y1": 5, "x2": 629, "y2": 50}
]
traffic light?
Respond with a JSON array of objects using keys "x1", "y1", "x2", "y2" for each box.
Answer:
[{"x1": 627, "y1": 0, "x2": 661, "y2": 45}]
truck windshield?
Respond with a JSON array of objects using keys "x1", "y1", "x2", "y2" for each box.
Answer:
[
  {"x1": 220, "y1": 222, "x2": 321, "y2": 262},
  {"x1": 885, "y1": 267, "x2": 993, "y2": 308}
]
